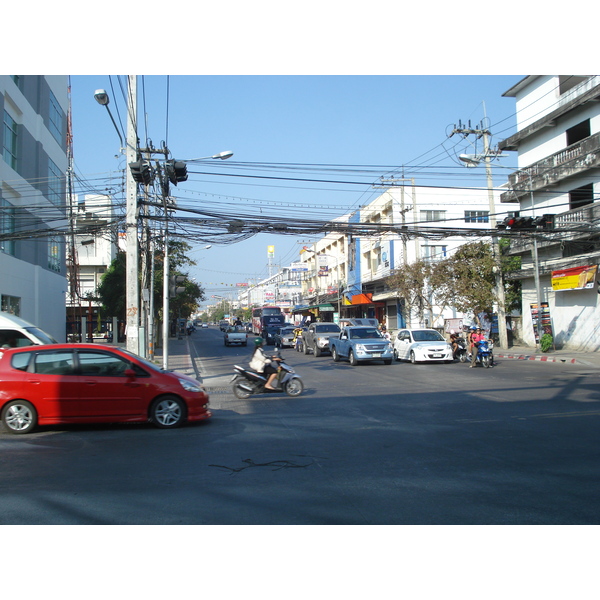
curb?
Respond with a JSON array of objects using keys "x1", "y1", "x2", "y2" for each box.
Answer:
[{"x1": 495, "y1": 353, "x2": 577, "y2": 364}]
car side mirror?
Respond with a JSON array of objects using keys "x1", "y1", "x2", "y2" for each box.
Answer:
[{"x1": 124, "y1": 368, "x2": 136, "y2": 378}]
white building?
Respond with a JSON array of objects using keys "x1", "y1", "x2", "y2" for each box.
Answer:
[
  {"x1": 1, "y1": 76, "x2": 69, "y2": 341},
  {"x1": 498, "y1": 75, "x2": 600, "y2": 350}
]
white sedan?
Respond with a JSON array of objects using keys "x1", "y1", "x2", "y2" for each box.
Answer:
[{"x1": 393, "y1": 328, "x2": 453, "y2": 363}]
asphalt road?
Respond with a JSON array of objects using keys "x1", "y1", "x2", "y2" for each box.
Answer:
[{"x1": 1, "y1": 326, "x2": 599, "y2": 524}]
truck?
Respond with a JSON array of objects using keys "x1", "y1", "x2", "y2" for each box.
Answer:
[
  {"x1": 224, "y1": 325, "x2": 249, "y2": 346},
  {"x1": 329, "y1": 325, "x2": 394, "y2": 366},
  {"x1": 302, "y1": 322, "x2": 341, "y2": 356}
]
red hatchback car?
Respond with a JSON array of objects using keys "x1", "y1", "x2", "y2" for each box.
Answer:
[{"x1": 0, "y1": 344, "x2": 211, "y2": 435}]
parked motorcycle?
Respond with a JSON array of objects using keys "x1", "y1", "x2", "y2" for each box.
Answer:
[
  {"x1": 471, "y1": 339, "x2": 494, "y2": 368},
  {"x1": 453, "y1": 337, "x2": 468, "y2": 362},
  {"x1": 231, "y1": 353, "x2": 304, "y2": 398}
]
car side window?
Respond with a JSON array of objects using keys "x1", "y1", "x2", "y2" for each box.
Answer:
[
  {"x1": 11, "y1": 351, "x2": 33, "y2": 371},
  {"x1": 77, "y1": 351, "x2": 148, "y2": 377},
  {"x1": 0, "y1": 329, "x2": 33, "y2": 348},
  {"x1": 34, "y1": 351, "x2": 76, "y2": 375}
]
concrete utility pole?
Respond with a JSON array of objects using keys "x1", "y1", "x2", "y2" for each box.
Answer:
[
  {"x1": 451, "y1": 120, "x2": 509, "y2": 350},
  {"x1": 125, "y1": 75, "x2": 139, "y2": 354}
]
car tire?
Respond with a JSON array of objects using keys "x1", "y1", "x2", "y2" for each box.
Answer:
[
  {"x1": 303, "y1": 342, "x2": 310, "y2": 355},
  {"x1": 410, "y1": 351, "x2": 417, "y2": 364},
  {"x1": 393, "y1": 348, "x2": 399, "y2": 362},
  {"x1": 314, "y1": 344, "x2": 322, "y2": 357},
  {"x1": 383, "y1": 359, "x2": 392, "y2": 365},
  {"x1": 284, "y1": 378, "x2": 304, "y2": 397},
  {"x1": 150, "y1": 395, "x2": 187, "y2": 429},
  {"x1": 332, "y1": 346, "x2": 340, "y2": 362},
  {"x1": 349, "y1": 349, "x2": 358, "y2": 366},
  {"x1": 1, "y1": 400, "x2": 38, "y2": 435}
]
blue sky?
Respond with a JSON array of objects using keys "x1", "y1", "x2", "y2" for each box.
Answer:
[{"x1": 69, "y1": 74, "x2": 523, "y2": 302}]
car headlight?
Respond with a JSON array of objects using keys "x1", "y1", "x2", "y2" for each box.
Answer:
[
  {"x1": 178, "y1": 378, "x2": 203, "y2": 392},
  {"x1": 355, "y1": 344, "x2": 366, "y2": 352}
]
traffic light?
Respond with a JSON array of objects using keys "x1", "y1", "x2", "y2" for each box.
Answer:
[
  {"x1": 497, "y1": 216, "x2": 535, "y2": 230},
  {"x1": 129, "y1": 160, "x2": 154, "y2": 185},
  {"x1": 532, "y1": 214, "x2": 555, "y2": 230},
  {"x1": 169, "y1": 275, "x2": 186, "y2": 298},
  {"x1": 166, "y1": 160, "x2": 188, "y2": 185}
]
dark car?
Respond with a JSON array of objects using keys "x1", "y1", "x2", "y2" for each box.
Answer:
[{"x1": 0, "y1": 344, "x2": 211, "y2": 435}]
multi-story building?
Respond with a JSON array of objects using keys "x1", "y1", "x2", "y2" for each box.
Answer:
[
  {"x1": 1, "y1": 75, "x2": 68, "y2": 341},
  {"x1": 498, "y1": 75, "x2": 600, "y2": 350},
  {"x1": 299, "y1": 184, "x2": 504, "y2": 330}
]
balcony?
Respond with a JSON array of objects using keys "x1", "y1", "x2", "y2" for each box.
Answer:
[{"x1": 500, "y1": 132, "x2": 600, "y2": 203}]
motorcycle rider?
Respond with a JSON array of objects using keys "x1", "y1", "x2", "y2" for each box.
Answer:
[
  {"x1": 449, "y1": 330, "x2": 460, "y2": 359},
  {"x1": 469, "y1": 327, "x2": 486, "y2": 368},
  {"x1": 249, "y1": 337, "x2": 282, "y2": 390}
]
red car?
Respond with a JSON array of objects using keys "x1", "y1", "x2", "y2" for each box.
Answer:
[{"x1": 0, "y1": 344, "x2": 211, "y2": 435}]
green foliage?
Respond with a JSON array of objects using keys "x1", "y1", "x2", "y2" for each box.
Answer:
[
  {"x1": 96, "y1": 251, "x2": 127, "y2": 319},
  {"x1": 540, "y1": 333, "x2": 553, "y2": 352}
]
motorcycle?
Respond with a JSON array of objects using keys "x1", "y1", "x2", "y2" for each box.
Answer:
[
  {"x1": 231, "y1": 352, "x2": 304, "y2": 399},
  {"x1": 453, "y1": 337, "x2": 468, "y2": 362},
  {"x1": 471, "y1": 339, "x2": 494, "y2": 368}
]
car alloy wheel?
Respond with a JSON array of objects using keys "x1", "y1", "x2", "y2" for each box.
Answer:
[
  {"x1": 332, "y1": 347, "x2": 340, "y2": 362},
  {"x1": 410, "y1": 351, "x2": 416, "y2": 364},
  {"x1": 150, "y1": 395, "x2": 186, "y2": 429},
  {"x1": 1, "y1": 400, "x2": 37, "y2": 435}
]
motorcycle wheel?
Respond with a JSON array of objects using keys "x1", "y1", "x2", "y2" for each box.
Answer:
[
  {"x1": 233, "y1": 380, "x2": 253, "y2": 399},
  {"x1": 459, "y1": 352, "x2": 467, "y2": 363},
  {"x1": 482, "y1": 355, "x2": 491, "y2": 368},
  {"x1": 284, "y1": 378, "x2": 304, "y2": 397}
]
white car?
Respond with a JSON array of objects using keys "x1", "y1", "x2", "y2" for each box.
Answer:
[{"x1": 393, "y1": 328, "x2": 453, "y2": 363}]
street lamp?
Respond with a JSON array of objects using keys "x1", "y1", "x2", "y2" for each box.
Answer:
[
  {"x1": 95, "y1": 79, "x2": 139, "y2": 354},
  {"x1": 161, "y1": 155, "x2": 232, "y2": 370},
  {"x1": 181, "y1": 151, "x2": 234, "y2": 161}
]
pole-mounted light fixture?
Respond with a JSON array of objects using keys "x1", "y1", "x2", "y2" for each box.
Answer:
[{"x1": 93, "y1": 89, "x2": 124, "y2": 150}]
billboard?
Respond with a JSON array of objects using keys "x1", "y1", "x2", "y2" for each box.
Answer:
[{"x1": 551, "y1": 265, "x2": 597, "y2": 291}]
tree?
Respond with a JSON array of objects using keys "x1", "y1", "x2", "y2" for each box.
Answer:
[{"x1": 96, "y1": 239, "x2": 205, "y2": 323}]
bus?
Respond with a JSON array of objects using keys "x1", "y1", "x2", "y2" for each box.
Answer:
[{"x1": 252, "y1": 306, "x2": 285, "y2": 337}]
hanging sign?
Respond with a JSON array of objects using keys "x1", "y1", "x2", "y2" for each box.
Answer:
[{"x1": 551, "y1": 265, "x2": 597, "y2": 291}]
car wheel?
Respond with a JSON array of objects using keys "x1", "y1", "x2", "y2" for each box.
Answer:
[
  {"x1": 284, "y1": 378, "x2": 304, "y2": 397},
  {"x1": 150, "y1": 395, "x2": 186, "y2": 429},
  {"x1": 383, "y1": 359, "x2": 392, "y2": 365},
  {"x1": 410, "y1": 351, "x2": 417, "y2": 364},
  {"x1": 349, "y1": 349, "x2": 358, "y2": 366},
  {"x1": 393, "y1": 348, "x2": 399, "y2": 361},
  {"x1": 1, "y1": 400, "x2": 37, "y2": 435},
  {"x1": 233, "y1": 380, "x2": 252, "y2": 399},
  {"x1": 303, "y1": 342, "x2": 310, "y2": 355},
  {"x1": 332, "y1": 346, "x2": 340, "y2": 362},
  {"x1": 314, "y1": 344, "x2": 322, "y2": 357}
]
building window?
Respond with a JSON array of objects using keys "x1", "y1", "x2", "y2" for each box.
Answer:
[
  {"x1": 465, "y1": 210, "x2": 489, "y2": 223},
  {"x1": 1, "y1": 295, "x2": 21, "y2": 315},
  {"x1": 48, "y1": 159, "x2": 63, "y2": 206},
  {"x1": 569, "y1": 183, "x2": 594, "y2": 211},
  {"x1": 420, "y1": 210, "x2": 445, "y2": 222},
  {"x1": 566, "y1": 119, "x2": 590, "y2": 147},
  {"x1": 3, "y1": 111, "x2": 18, "y2": 170},
  {"x1": 48, "y1": 236, "x2": 61, "y2": 272},
  {"x1": 422, "y1": 245, "x2": 447, "y2": 261},
  {"x1": 0, "y1": 199, "x2": 16, "y2": 256},
  {"x1": 49, "y1": 90, "x2": 63, "y2": 144}
]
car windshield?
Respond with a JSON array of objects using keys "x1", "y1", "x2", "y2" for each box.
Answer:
[
  {"x1": 412, "y1": 330, "x2": 444, "y2": 342},
  {"x1": 349, "y1": 328, "x2": 382, "y2": 339},
  {"x1": 24, "y1": 326, "x2": 58, "y2": 344},
  {"x1": 316, "y1": 324, "x2": 340, "y2": 332}
]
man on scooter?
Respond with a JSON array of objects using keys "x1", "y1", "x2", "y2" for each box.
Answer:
[{"x1": 469, "y1": 327, "x2": 486, "y2": 368}]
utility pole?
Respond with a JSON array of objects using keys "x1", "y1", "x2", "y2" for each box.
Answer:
[
  {"x1": 451, "y1": 119, "x2": 509, "y2": 350},
  {"x1": 125, "y1": 75, "x2": 139, "y2": 354}
]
